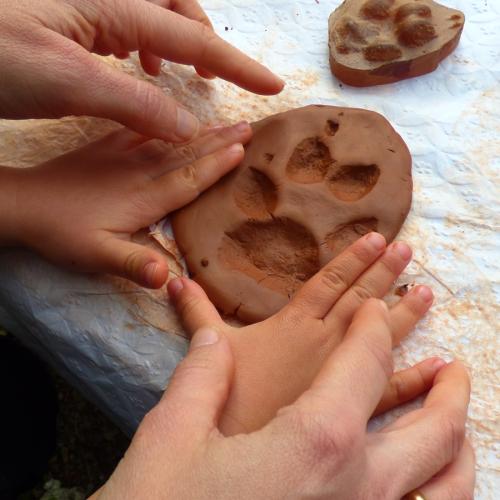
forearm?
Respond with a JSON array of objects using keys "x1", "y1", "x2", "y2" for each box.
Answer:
[{"x1": 0, "y1": 166, "x2": 22, "y2": 246}]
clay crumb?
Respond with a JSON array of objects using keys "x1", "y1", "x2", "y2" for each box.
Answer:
[
  {"x1": 325, "y1": 120, "x2": 340, "y2": 136},
  {"x1": 395, "y1": 283, "x2": 411, "y2": 296}
]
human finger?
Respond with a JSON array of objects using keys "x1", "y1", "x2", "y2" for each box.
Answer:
[
  {"x1": 326, "y1": 241, "x2": 413, "y2": 327},
  {"x1": 45, "y1": 33, "x2": 201, "y2": 142},
  {"x1": 287, "y1": 233, "x2": 386, "y2": 320},
  {"x1": 134, "y1": 4, "x2": 284, "y2": 95},
  {"x1": 138, "y1": 121, "x2": 252, "y2": 174},
  {"x1": 150, "y1": 0, "x2": 217, "y2": 79},
  {"x1": 95, "y1": 236, "x2": 169, "y2": 288},
  {"x1": 139, "y1": 49, "x2": 162, "y2": 76},
  {"x1": 372, "y1": 357, "x2": 446, "y2": 417},
  {"x1": 372, "y1": 362, "x2": 470, "y2": 497},
  {"x1": 404, "y1": 439, "x2": 475, "y2": 500},
  {"x1": 92, "y1": 128, "x2": 149, "y2": 151},
  {"x1": 168, "y1": 0, "x2": 213, "y2": 27},
  {"x1": 195, "y1": 66, "x2": 216, "y2": 79},
  {"x1": 168, "y1": 277, "x2": 224, "y2": 334},
  {"x1": 114, "y1": 50, "x2": 130, "y2": 59},
  {"x1": 156, "y1": 327, "x2": 234, "y2": 436},
  {"x1": 389, "y1": 285, "x2": 434, "y2": 344},
  {"x1": 296, "y1": 299, "x2": 393, "y2": 426},
  {"x1": 149, "y1": 143, "x2": 244, "y2": 212}
]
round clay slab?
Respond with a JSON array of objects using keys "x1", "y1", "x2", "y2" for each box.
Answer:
[{"x1": 173, "y1": 105, "x2": 412, "y2": 323}]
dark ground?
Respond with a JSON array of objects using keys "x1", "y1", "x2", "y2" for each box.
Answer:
[{"x1": 1, "y1": 330, "x2": 130, "y2": 500}]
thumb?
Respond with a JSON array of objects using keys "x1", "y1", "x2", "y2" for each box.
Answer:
[
  {"x1": 82, "y1": 58, "x2": 199, "y2": 142},
  {"x1": 97, "y1": 237, "x2": 169, "y2": 288},
  {"x1": 50, "y1": 35, "x2": 200, "y2": 142},
  {"x1": 167, "y1": 277, "x2": 223, "y2": 334},
  {"x1": 160, "y1": 328, "x2": 234, "y2": 435}
]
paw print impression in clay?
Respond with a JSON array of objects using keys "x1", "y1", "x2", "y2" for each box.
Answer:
[
  {"x1": 328, "y1": 0, "x2": 465, "y2": 86},
  {"x1": 173, "y1": 106, "x2": 412, "y2": 323}
]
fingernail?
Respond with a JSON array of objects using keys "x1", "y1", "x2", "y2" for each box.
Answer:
[
  {"x1": 227, "y1": 143, "x2": 244, "y2": 156},
  {"x1": 366, "y1": 232, "x2": 386, "y2": 251},
  {"x1": 431, "y1": 358, "x2": 447, "y2": 370},
  {"x1": 416, "y1": 285, "x2": 433, "y2": 303},
  {"x1": 176, "y1": 108, "x2": 199, "y2": 140},
  {"x1": 393, "y1": 242, "x2": 412, "y2": 261},
  {"x1": 190, "y1": 327, "x2": 219, "y2": 350},
  {"x1": 144, "y1": 262, "x2": 158, "y2": 287},
  {"x1": 168, "y1": 278, "x2": 184, "y2": 297},
  {"x1": 234, "y1": 121, "x2": 250, "y2": 133}
]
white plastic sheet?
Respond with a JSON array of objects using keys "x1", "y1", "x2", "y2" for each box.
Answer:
[{"x1": 0, "y1": 0, "x2": 498, "y2": 496}]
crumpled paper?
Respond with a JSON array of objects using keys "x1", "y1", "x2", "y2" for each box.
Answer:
[{"x1": 0, "y1": 0, "x2": 498, "y2": 496}]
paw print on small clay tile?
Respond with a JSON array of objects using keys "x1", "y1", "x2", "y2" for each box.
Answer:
[
  {"x1": 328, "y1": 0, "x2": 465, "y2": 86},
  {"x1": 172, "y1": 106, "x2": 412, "y2": 323}
]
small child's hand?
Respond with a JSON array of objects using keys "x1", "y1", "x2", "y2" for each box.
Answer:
[
  {"x1": 168, "y1": 233, "x2": 437, "y2": 435},
  {"x1": 2, "y1": 122, "x2": 251, "y2": 287}
]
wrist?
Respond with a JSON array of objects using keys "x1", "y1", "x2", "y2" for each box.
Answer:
[{"x1": 0, "y1": 166, "x2": 24, "y2": 246}]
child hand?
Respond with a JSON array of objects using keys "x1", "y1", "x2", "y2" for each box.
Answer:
[
  {"x1": 1, "y1": 122, "x2": 251, "y2": 287},
  {"x1": 168, "y1": 233, "x2": 437, "y2": 434},
  {"x1": 92, "y1": 298, "x2": 473, "y2": 500}
]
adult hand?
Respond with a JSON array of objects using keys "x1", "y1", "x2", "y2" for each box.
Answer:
[
  {"x1": 169, "y1": 233, "x2": 439, "y2": 435},
  {"x1": 92, "y1": 300, "x2": 474, "y2": 499},
  {"x1": 0, "y1": 122, "x2": 252, "y2": 287},
  {"x1": 0, "y1": 0, "x2": 283, "y2": 140}
]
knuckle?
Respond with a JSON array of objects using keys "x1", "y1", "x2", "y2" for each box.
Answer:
[
  {"x1": 136, "y1": 83, "x2": 169, "y2": 125},
  {"x1": 178, "y1": 295, "x2": 203, "y2": 322},
  {"x1": 175, "y1": 144, "x2": 198, "y2": 163},
  {"x1": 176, "y1": 163, "x2": 200, "y2": 193},
  {"x1": 389, "y1": 374, "x2": 407, "y2": 404},
  {"x1": 378, "y1": 254, "x2": 400, "y2": 275},
  {"x1": 199, "y1": 24, "x2": 218, "y2": 55},
  {"x1": 320, "y1": 265, "x2": 350, "y2": 293},
  {"x1": 438, "y1": 410, "x2": 466, "y2": 460},
  {"x1": 347, "y1": 283, "x2": 373, "y2": 305},
  {"x1": 360, "y1": 334, "x2": 393, "y2": 380},
  {"x1": 288, "y1": 408, "x2": 359, "y2": 470},
  {"x1": 351, "y1": 240, "x2": 378, "y2": 263},
  {"x1": 123, "y1": 249, "x2": 145, "y2": 279}
]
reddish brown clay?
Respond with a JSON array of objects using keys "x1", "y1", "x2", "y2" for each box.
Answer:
[
  {"x1": 328, "y1": 0, "x2": 465, "y2": 86},
  {"x1": 173, "y1": 105, "x2": 412, "y2": 323}
]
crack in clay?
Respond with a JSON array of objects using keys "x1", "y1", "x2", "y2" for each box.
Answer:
[
  {"x1": 286, "y1": 137, "x2": 333, "y2": 184},
  {"x1": 219, "y1": 218, "x2": 320, "y2": 296},
  {"x1": 234, "y1": 167, "x2": 278, "y2": 219},
  {"x1": 325, "y1": 218, "x2": 379, "y2": 253},
  {"x1": 328, "y1": 164, "x2": 380, "y2": 201}
]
